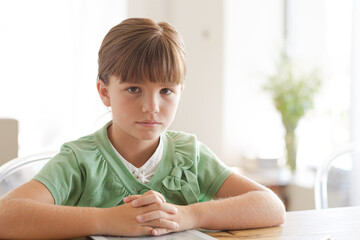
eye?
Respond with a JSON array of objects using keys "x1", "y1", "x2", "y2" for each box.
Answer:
[
  {"x1": 160, "y1": 88, "x2": 173, "y2": 95},
  {"x1": 127, "y1": 87, "x2": 141, "y2": 93}
]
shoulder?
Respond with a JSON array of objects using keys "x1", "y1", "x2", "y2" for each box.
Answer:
[
  {"x1": 163, "y1": 130, "x2": 209, "y2": 163},
  {"x1": 51, "y1": 126, "x2": 108, "y2": 169},
  {"x1": 163, "y1": 130, "x2": 216, "y2": 155},
  {"x1": 60, "y1": 126, "x2": 105, "y2": 154},
  {"x1": 49, "y1": 132, "x2": 97, "y2": 167},
  {"x1": 164, "y1": 130, "x2": 198, "y2": 145},
  {"x1": 163, "y1": 130, "x2": 200, "y2": 155},
  {"x1": 63, "y1": 130, "x2": 97, "y2": 150}
]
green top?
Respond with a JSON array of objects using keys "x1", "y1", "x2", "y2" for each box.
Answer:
[{"x1": 34, "y1": 123, "x2": 232, "y2": 207}]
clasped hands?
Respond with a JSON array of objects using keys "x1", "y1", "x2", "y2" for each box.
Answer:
[
  {"x1": 123, "y1": 190, "x2": 179, "y2": 236},
  {"x1": 101, "y1": 190, "x2": 195, "y2": 237}
]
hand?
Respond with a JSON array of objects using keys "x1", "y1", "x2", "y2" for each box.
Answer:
[
  {"x1": 123, "y1": 191, "x2": 200, "y2": 236},
  {"x1": 122, "y1": 190, "x2": 177, "y2": 235},
  {"x1": 100, "y1": 200, "x2": 179, "y2": 236},
  {"x1": 136, "y1": 203, "x2": 200, "y2": 236},
  {"x1": 123, "y1": 190, "x2": 166, "y2": 207}
]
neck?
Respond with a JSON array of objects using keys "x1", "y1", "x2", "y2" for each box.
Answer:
[{"x1": 107, "y1": 124, "x2": 160, "y2": 168}]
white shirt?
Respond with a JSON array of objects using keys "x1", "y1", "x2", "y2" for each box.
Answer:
[{"x1": 109, "y1": 136, "x2": 164, "y2": 184}]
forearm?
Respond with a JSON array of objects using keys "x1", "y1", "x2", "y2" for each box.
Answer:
[
  {"x1": 0, "y1": 197, "x2": 102, "y2": 239},
  {"x1": 189, "y1": 190, "x2": 285, "y2": 230}
]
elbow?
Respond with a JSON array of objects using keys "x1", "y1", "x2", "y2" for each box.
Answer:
[
  {"x1": 264, "y1": 200, "x2": 286, "y2": 228},
  {"x1": 264, "y1": 190, "x2": 286, "y2": 227},
  {"x1": 273, "y1": 194, "x2": 286, "y2": 226},
  {"x1": 276, "y1": 204, "x2": 286, "y2": 226}
]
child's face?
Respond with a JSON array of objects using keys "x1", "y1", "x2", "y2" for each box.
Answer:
[{"x1": 98, "y1": 76, "x2": 183, "y2": 142}]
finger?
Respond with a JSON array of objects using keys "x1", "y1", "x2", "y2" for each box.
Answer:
[
  {"x1": 139, "y1": 226, "x2": 155, "y2": 236},
  {"x1": 136, "y1": 210, "x2": 171, "y2": 223},
  {"x1": 152, "y1": 227, "x2": 174, "y2": 236},
  {"x1": 132, "y1": 194, "x2": 166, "y2": 207},
  {"x1": 141, "y1": 218, "x2": 179, "y2": 231},
  {"x1": 149, "y1": 202, "x2": 177, "y2": 214},
  {"x1": 136, "y1": 206, "x2": 177, "y2": 223},
  {"x1": 123, "y1": 195, "x2": 141, "y2": 203},
  {"x1": 143, "y1": 190, "x2": 166, "y2": 203}
]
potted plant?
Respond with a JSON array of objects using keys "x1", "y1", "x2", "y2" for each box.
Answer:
[{"x1": 264, "y1": 53, "x2": 321, "y2": 173}]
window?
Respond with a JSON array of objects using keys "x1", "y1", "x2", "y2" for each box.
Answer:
[
  {"x1": 0, "y1": 0, "x2": 126, "y2": 156},
  {"x1": 224, "y1": 0, "x2": 354, "y2": 170}
]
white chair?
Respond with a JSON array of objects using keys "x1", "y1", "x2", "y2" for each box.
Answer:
[
  {"x1": 314, "y1": 143, "x2": 360, "y2": 209},
  {"x1": 0, "y1": 152, "x2": 57, "y2": 197}
]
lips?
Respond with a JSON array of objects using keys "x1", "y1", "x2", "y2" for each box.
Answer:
[
  {"x1": 136, "y1": 120, "x2": 162, "y2": 127},
  {"x1": 138, "y1": 120, "x2": 161, "y2": 124}
]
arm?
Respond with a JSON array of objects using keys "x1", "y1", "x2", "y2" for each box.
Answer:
[
  {"x1": 135, "y1": 173, "x2": 286, "y2": 235},
  {"x1": 187, "y1": 173, "x2": 286, "y2": 230},
  {"x1": 0, "y1": 180, "x2": 101, "y2": 239},
  {"x1": 0, "y1": 180, "x2": 178, "y2": 239}
]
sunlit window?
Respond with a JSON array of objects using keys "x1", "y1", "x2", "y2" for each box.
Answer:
[
  {"x1": 0, "y1": 0, "x2": 126, "y2": 156},
  {"x1": 224, "y1": 0, "x2": 353, "y2": 170}
]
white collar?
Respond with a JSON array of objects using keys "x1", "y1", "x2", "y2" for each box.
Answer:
[{"x1": 109, "y1": 136, "x2": 164, "y2": 184}]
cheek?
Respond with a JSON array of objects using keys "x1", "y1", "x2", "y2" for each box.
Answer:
[
  {"x1": 163, "y1": 98, "x2": 180, "y2": 117},
  {"x1": 111, "y1": 97, "x2": 138, "y2": 118}
]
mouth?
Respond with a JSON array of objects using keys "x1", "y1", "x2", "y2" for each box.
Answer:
[{"x1": 136, "y1": 121, "x2": 162, "y2": 128}]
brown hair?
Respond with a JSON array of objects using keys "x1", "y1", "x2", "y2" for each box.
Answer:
[{"x1": 98, "y1": 18, "x2": 186, "y2": 85}]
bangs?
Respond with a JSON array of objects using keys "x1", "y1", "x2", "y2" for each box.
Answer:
[{"x1": 114, "y1": 35, "x2": 185, "y2": 85}]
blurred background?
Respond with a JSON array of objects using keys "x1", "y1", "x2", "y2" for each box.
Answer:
[{"x1": 0, "y1": 0, "x2": 359, "y2": 210}]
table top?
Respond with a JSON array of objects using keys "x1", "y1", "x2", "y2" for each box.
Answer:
[{"x1": 207, "y1": 206, "x2": 360, "y2": 240}]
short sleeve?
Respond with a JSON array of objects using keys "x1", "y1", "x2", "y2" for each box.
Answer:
[
  {"x1": 196, "y1": 142, "x2": 232, "y2": 202},
  {"x1": 33, "y1": 143, "x2": 84, "y2": 206}
]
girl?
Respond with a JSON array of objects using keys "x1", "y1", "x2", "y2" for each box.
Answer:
[{"x1": 0, "y1": 18, "x2": 285, "y2": 239}]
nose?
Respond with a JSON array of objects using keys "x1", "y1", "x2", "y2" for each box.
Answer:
[{"x1": 142, "y1": 93, "x2": 160, "y2": 114}]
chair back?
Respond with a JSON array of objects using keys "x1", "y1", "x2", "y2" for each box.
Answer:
[
  {"x1": 314, "y1": 143, "x2": 360, "y2": 209},
  {"x1": 0, "y1": 152, "x2": 57, "y2": 197}
]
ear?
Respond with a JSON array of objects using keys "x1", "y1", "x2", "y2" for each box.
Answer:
[{"x1": 97, "y1": 79, "x2": 111, "y2": 107}]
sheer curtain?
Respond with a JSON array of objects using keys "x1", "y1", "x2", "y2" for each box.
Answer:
[
  {"x1": 224, "y1": 0, "x2": 284, "y2": 163},
  {"x1": 350, "y1": 0, "x2": 360, "y2": 205},
  {"x1": 224, "y1": 0, "x2": 354, "y2": 170},
  {"x1": 289, "y1": 0, "x2": 353, "y2": 170},
  {"x1": 0, "y1": 0, "x2": 126, "y2": 156}
]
